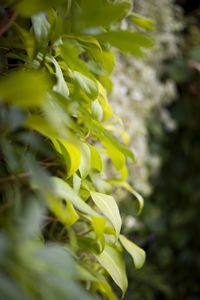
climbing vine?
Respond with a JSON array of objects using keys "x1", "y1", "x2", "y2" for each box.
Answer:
[{"x1": 0, "y1": 1, "x2": 153, "y2": 299}]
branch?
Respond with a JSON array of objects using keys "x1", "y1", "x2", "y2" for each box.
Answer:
[
  {"x1": 0, "y1": 173, "x2": 30, "y2": 184},
  {"x1": 0, "y1": 11, "x2": 18, "y2": 36}
]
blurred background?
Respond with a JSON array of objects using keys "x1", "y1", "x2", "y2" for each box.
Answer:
[{"x1": 111, "y1": 0, "x2": 200, "y2": 299}]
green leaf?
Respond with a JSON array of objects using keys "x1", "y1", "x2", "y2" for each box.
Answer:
[
  {"x1": 79, "y1": 143, "x2": 91, "y2": 179},
  {"x1": 101, "y1": 128, "x2": 135, "y2": 163},
  {"x1": 92, "y1": 99, "x2": 103, "y2": 121},
  {"x1": 64, "y1": 35, "x2": 102, "y2": 50},
  {"x1": 59, "y1": 43, "x2": 89, "y2": 74},
  {"x1": 90, "y1": 172, "x2": 112, "y2": 194},
  {"x1": 0, "y1": 70, "x2": 49, "y2": 108},
  {"x1": 32, "y1": 14, "x2": 50, "y2": 42},
  {"x1": 50, "y1": 57, "x2": 69, "y2": 98},
  {"x1": 88, "y1": 144, "x2": 103, "y2": 172},
  {"x1": 14, "y1": 23, "x2": 36, "y2": 60},
  {"x1": 89, "y1": 47, "x2": 115, "y2": 75},
  {"x1": 14, "y1": 0, "x2": 64, "y2": 17},
  {"x1": 79, "y1": 0, "x2": 131, "y2": 28},
  {"x1": 52, "y1": 139, "x2": 81, "y2": 178},
  {"x1": 73, "y1": 71, "x2": 98, "y2": 100},
  {"x1": 92, "y1": 280, "x2": 118, "y2": 300},
  {"x1": 119, "y1": 234, "x2": 146, "y2": 269},
  {"x1": 49, "y1": 196, "x2": 79, "y2": 227},
  {"x1": 90, "y1": 191, "x2": 121, "y2": 238},
  {"x1": 73, "y1": 173, "x2": 81, "y2": 194},
  {"x1": 103, "y1": 140, "x2": 125, "y2": 171},
  {"x1": 65, "y1": 201, "x2": 79, "y2": 226},
  {"x1": 96, "y1": 243, "x2": 128, "y2": 296},
  {"x1": 99, "y1": 74, "x2": 113, "y2": 93},
  {"x1": 130, "y1": 13, "x2": 155, "y2": 31},
  {"x1": 0, "y1": 275, "x2": 27, "y2": 300},
  {"x1": 96, "y1": 30, "x2": 154, "y2": 56},
  {"x1": 52, "y1": 177, "x2": 98, "y2": 216},
  {"x1": 108, "y1": 180, "x2": 144, "y2": 215},
  {"x1": 92, "y1": 215, "x2": 106, "y2": 252}
]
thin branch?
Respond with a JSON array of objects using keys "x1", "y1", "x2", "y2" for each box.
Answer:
[
  {"x1": 0, "y1": 173, "x2": 30, "y2": 184},
  {"x1": 0, "y1": 11, "x2": 18, "y2": 36}
]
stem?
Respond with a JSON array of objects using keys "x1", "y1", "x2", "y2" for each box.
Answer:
[
  {"x1": 0, "y1": 11, "x2": 18, "y2": 36},
  {"x1": 0, "y1": 173, "x2": 30, "y2": 184}
]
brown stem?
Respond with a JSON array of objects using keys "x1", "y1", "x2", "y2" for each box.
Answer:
[
  {"x1": 0, "y1": 11, "x2": 18, "y2": 36},
  {"x1": 0, "y1": 173, "x2": 30, "y2": 184},
  {"x1": 78, "y1": 229, "x2": 93, "y2": 236}
]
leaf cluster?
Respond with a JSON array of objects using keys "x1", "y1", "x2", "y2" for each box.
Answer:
[{"x1": 0, "y1": 1, "x2": 152, "y2": 299}]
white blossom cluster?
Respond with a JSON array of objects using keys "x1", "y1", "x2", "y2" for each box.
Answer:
[{"x1": 110, "y1": 0, "x2": 184, "y2": 197}]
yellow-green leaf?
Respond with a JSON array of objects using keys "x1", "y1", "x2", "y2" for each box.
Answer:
[
  {"x1": 0, "y1": 70, "x2": 49, "y2": 108},
  {"x1": 63, "y1": 35, "x2": 102, "y2": 50},
  {"x1": 79, "y1": 143, "x2": 91, "y2": 179},
  {"x1": 90, "y1": 191, "x2": 121, "y2": 238},
  {"x1": 52, "y1": 177, "x2": 98, "y2": 216},
  {"x1": 48, "y1": 196, "x2": 78, "y2": 227},
  {"x1": 108, "y1": 180, "x2": 144, "y2": 215},
  {"x1": 119, "y1": 234, "x2": 146, "y2": 269},
  {"x1": 130, "y1": 13, "x2": 155, "y2": 31},
  {"x1": 92, "y1": 99, "x2": 103, "y2": 121},
  {"x1": 96, "y1": 243, "x2": 128, "y2": 296},
  {"x1": 73, "y1": 71, "x2": 98, "y2": 100},
  {"x1": 59, "y1": 139, "x2": 81, "y2": 178},
  {"x1": 92, "y1": 216, "x2": 106, "y2": 252},
  {"x1": 103, "y1": 140, "x2": 125, "y2": 171},
  {"x1": 88, "y1": 144, "x2": 102, "y2": 172}
]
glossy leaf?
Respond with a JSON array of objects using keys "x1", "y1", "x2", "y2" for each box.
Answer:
[
  {"x1": 103, "y1": 139, "x2": 126, "y2": 171},
  {"x1": 108, "y1": 180, "x2": 144, "y2": 215},
  {"x1": 73, "y1": 71, "x2": 98, "y2": 100},
  {"x1": 50, "y1": 57, "x2": 70, "y2": 98},
  {"x1": 32, "y1": 14, "x2": 50, "y2": 42},
  {"x1": 88, "y1": 144, "x2": 103, "y2": 172},
  {"x1": 90, "y1": 191, "x2": 121, "y2": 238},
  {"x1": 119, "y1": 234, "x2": 146, "y2": 269},
  {"x1": 49, "y1": 196, "x2": 79, "y2": 227},
  {"x1": 92, "y1": 216, "x2": 106, "y2": 252},
  {"x1": 52, "y1": 177, "x2": 98, "y2": 216},
  {"x1": 59, "y1": 43, "x2": 89, "y2": 74},
  {"x1": 92, "y1": 99, "x2": 103, "y2": 121},
  {"x1": 79, "y1": 143, "x2": 91, "y2": 178},
  {"x1": 96, "y1": 243, "x2": 128, "y2": 295}
]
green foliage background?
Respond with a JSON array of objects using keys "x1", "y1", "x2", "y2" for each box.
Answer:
[{"x1": 118, "y1": 2, "x2": 200, "y2": 299}]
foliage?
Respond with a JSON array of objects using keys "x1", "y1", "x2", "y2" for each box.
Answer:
[{"x1": 0, "y1": 1, "x2": 152, "y2": 299}]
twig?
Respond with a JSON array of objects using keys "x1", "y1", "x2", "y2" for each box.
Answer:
[
  {"x1": 0, "y1": 11, "x2": 18, "y2": 36},
  {"x1": 78, "y1": 229, "x2": 93, "y2": 236},
  {"x1": 0, "y1": 173, "x2": 30, "y2": 184}
]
